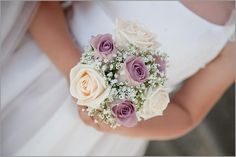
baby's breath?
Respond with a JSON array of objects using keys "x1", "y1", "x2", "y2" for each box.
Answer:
[{"x1": 78, "y1": 41, "x2": 169, "y2": 127}]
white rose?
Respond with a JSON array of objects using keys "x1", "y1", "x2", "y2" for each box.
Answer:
[
  {"x1": 70, "y1": 64, "x2": 111, "y2": 109},
  {"x1": 141, "y1": 87, "x2": 170, "y2": 120},
  {"x1": 115, "y1": 19, "x2": 160, "y2": 50}
]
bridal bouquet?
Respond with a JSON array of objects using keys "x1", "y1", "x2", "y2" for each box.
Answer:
[{"x1": 70, "y1": 19, "x2": 170, "y2": 128}]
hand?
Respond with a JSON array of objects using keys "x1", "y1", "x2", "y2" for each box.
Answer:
[
  {"x1": 77, "y1": 106, "x2": 112, "y2": 132},
  {"x1": 77, "y1": 105, "x2": 138, "y2": 135}
]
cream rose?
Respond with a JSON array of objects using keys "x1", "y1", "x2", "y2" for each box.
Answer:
[
  {"x1": 115, "y1": 19, "x2": 160, "y2": 50},
  {"x1": 141, "y1": 87, "x2": 170, "y2": 120},
  {"x1": 70, "y1": 64, "x2": 111, "y2": 109}
]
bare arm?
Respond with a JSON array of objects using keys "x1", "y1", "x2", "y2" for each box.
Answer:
[
  {"x1": 29, "y1": 2, "x2": 235, "y2": 140},
  {"x1": 104, "y1": 41, "x2": 234, "y2": 140},
  {"x1": 29, "y1": 2, "x2": 80, "y2": 80}
]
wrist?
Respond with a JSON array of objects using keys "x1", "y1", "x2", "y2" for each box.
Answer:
[
  {"x1": 63, "y1": 54, "x2": 80, "y2": 82},
  {"x1": 55, "y1": 47, "x2": 81, "y2": 82}
]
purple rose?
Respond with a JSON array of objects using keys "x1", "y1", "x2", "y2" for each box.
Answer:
[
  {"x1": 155, "y1": 56, "x2": 166, "y2": 73},
  {"x1": 119, "y1": 56, "x2": 149, "y2": 86},
  {"x1": 90, "y1": 34, "x2": 115, "y2": 60},
  {"x1": 111, "y1": 100, "x2": 138, "y2": 127}
]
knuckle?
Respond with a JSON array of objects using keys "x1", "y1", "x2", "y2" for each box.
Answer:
[
  {"x1": 83, "y1": 118, "x2": 92, "y2": 125},
  {"x1": 79, "y1": 113, "x2": 92, "y2": 125},
  {"x1": 77, "y1": 110, "x2": 111, "y2": 132},
  {"x1": 101, "y1": 127, "x2": 110, "y2": 133}
]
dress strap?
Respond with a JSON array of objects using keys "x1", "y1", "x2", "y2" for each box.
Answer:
[{"x1": 225, "y1": 9, "x2": 235, "y2": 42}]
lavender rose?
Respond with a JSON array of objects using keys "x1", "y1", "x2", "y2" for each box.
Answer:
[
  {"x1": 119, "y1": 56, "x2": 149, "y2": 86},
  {"x1": 155, "y1": 56, "x2": 166, "y2": 73},
  {"x1": 90, "y1": 34, "x2": 115, "y2": 60},
  {"x1": 111, "y1": 100, "x2": 137, "y2": 127}
]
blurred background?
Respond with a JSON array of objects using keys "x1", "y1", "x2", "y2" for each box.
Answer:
[{"x1": 145, "y1": 84, "x2": 235, "y2": 156}]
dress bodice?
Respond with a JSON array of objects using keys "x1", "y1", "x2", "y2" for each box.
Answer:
[
  {"x1": 2, "y1": 1, "x2": 234, "y2": 156},
  {"x1": 70, "y1": 1, "x2": 234, "y2": 91}
]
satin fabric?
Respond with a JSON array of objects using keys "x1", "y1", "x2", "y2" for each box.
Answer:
[{"x1": 1, "y1": 1, "x2": 235, "y2": 156}]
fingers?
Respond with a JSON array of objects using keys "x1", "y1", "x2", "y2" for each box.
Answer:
[
  {"x1": 77, "y1": 105, "x2": 134, "y2": 135},
  {"x1": 77, "y1": 106, "x2": 102, "y2": 131},
  {"x1": 77, "y1": 106, "x2": 92, "y2": 125},
  {"x1": 93, "y1": 115, "x2": 112, "y2": 132},
  {"x1": 77, "y1": 106, "x2": 113, "y2": 132}
]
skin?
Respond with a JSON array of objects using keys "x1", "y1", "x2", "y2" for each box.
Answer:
[{"x1": 29, "y1": 1, "x2": 235, "y2": 140}]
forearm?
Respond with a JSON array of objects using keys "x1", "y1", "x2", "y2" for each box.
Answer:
[
  {"x1": 28, "y1": 2, "x2": 234, "y2": 140},
  {"x1": 116, "y1": 102, "x2": 193, "y2": 140},
  {"x1": 29, "y1": 2, "x2": 80, "y2": 79},
  {"x1": 172, "y1": 42, "x2": 235, "y2": 124},
  {"x1": 115, "y1": 42, "x2": 234, "y2": 140}
]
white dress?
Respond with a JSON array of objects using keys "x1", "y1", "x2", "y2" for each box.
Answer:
[{"x1": 1, "y1": 1, "x2": 234, "y2": 156}]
